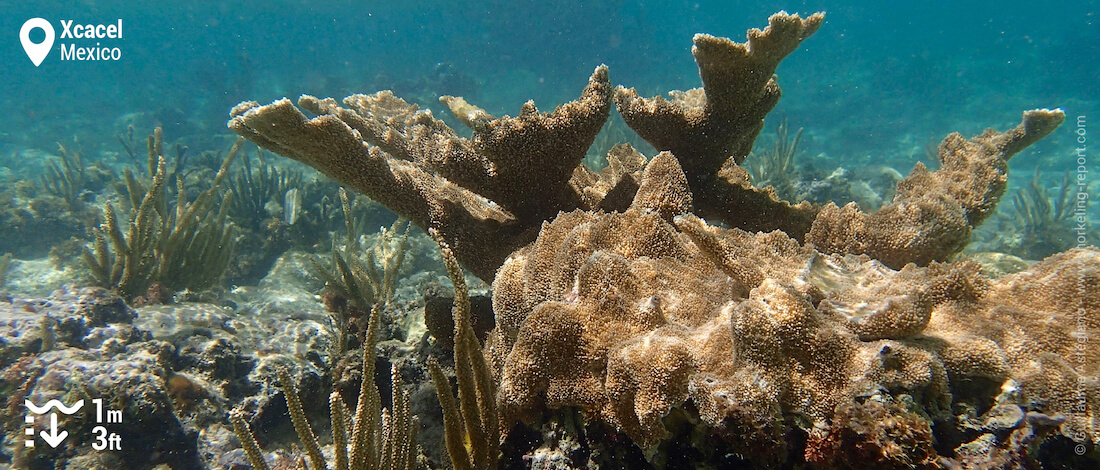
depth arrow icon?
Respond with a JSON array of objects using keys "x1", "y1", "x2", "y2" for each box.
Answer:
[{"x1": 40, "y1": 413, "x2": 67, "y2": 448}]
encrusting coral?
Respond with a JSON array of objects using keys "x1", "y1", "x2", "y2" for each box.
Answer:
[
  {"x1": 226, "y1": 9, "x2": 1092, "y2": 466},
  {"x1": 491, "y1": 154, "x2": 1097, "y2": 461}
]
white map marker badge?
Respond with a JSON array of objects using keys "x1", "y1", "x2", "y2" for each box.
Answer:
[{"x1": 20, "y1": 18, "x2": 55, "y2": 67}]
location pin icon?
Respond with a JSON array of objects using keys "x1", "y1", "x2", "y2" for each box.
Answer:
[{"x1": 20, "y1": 18, "x2": 55, "y2": 67}]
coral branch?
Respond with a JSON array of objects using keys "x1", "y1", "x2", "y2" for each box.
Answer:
[
  {"x1": 229, "y1": 67, "x2": 612, "y2": 280},
  {"x1": 808, "y1": 109, "x2": 1066, "y2": 268},
  {"x1": 614, "y1": 11, "x2": 823, "y2": 237},
  {"x1": 615, "y1": 12, "x2": 823, "y2": 169}
]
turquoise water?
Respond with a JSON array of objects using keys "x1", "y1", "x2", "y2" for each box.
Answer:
[
  {"x1": 1, "y1": 1, "x2": 1098, "y2": 469},
  {"x1": 3, "y1": 1, "x2": 1095, "y2": 162}
]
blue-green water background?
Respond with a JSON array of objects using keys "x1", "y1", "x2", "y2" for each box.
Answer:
[{"x1": 1, "y1": 0, "x2": 1097, "y2": 196}]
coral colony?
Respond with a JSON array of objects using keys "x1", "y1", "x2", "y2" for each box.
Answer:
[
  {"x1": 224, "y1": 11, "x2": 1096, "y2": 469},
  {"x1": 3, "y1": 11, "x2": 1095, "y2": 470}
]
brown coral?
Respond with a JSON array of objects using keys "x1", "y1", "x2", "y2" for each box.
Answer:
[
  {"x1": 229, "y1": 13, "x2": 832, "y2": 281},
  {"x1": 490, "y1": 148, "x2": 1098, "y2": 456},
  {"x1": 613, "y1": 12, "x2": 823, "y2": 168},
  {"x1": 967, "y1": 248, "x2": 1100, "y2": 443},
  {"x1": 223, "y1": 10, "x2": 1087, "y2": 464},
  {"x1": 488, "y1": 155, "x2": 1030, "y2": 456},
  {"x1": 614, "y1": 11, "x2": 823, "y2": 238},
  {"x1": 229, "y1": 66, "x2": 613, "y2": 281},
  {"x1": 493, "y1": 187, "x2": 1099, "y2": 457},
  {"x1": 569, "y1": 143, "x2": 649, "y2": 212},
  {"x1": 807, "y1": 109, "x2": 1066, "y2": 268}
]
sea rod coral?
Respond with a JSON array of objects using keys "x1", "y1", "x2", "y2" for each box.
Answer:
[
  {"x1": 226, "y1": 10, "x2": 1092, "y2": 466},
  {"x1": 84, "y1": 128, "x2": 240, "y2": 301}
]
